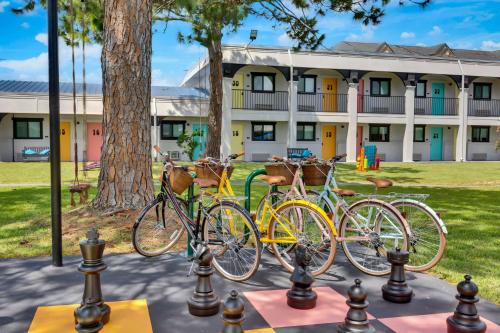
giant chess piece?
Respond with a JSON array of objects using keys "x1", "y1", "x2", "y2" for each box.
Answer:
[
  {"x1": 75, "y1": 304, "x2": 103, "y2": 333},
  {"x1": 382, "y1": 247, "x2": 413, "y2": 303},
  {"x1": 287, "y1": 244, "x2": 317, "y2": 309},
  {"x1": 221, "y1": 290, "x2": 245, "y2": 333},
  {"x1": 74, "y1": 229, "x2": 111, "y2": 332},
  {"x1": 187, "y1": 245, "x2": 220, "y2": 316},
  {"x1": 447, "y1": 275, "x2": 487, "y2": 333},
  {"x1": 337, "y1": 279, "x2": 375, "y2": 333}
]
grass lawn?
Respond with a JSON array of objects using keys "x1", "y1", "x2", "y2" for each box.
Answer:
[{"x1": 0, "y1": 161, "x2": 499, "y2": 303}]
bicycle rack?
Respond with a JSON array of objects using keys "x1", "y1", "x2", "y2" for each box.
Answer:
[{"x1": 244, "y1": 168, "x2": 278, "y2": 213}]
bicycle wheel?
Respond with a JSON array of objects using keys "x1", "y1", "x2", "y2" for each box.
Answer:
[
  {"x1": 339, "y1": 199, "x2": 409, "y2": 276},
  {"x1": 202, "y1": 201, "x2": 261, "y2": 282},
  {"x1": 255, "y1": 190, "x2": 287, "y2": 254},
  {"x1": 132, "y1": 195, "x2": 188, "y2": 257},
  {"x1": 269, "y1": 200, "x2": 336, "y2": 276},
  {"x1": 391, "y1": 199, "x2": 446, "y2": 272}
]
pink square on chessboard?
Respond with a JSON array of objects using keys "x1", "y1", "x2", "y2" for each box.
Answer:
[
  {"x1": 244, "y1": 287, "x2": 374, "y2": 328},
  {"x1": 379, "y1": 312, "x2": 500, "y2": 333}
]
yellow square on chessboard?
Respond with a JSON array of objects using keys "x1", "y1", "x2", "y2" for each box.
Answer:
[{"x1": 28, "y1": 299, "x2": 153, "y2": 333}]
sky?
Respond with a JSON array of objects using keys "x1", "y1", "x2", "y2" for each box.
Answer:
[{"x1": 0, "y1": 0, "x2": 499, "y2": 87}]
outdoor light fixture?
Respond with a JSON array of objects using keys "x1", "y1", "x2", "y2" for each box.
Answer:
[{"x1": 250, "y1": 30, "x2": 258, "y2": 41}]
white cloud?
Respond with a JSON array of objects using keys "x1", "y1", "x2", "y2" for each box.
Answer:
[
  {"x1": 0, "y1": 1, "x2": 9, "y2": 13},
  {"x1": 346, "y1": 26, "x2": 375, "y2": 42},
  {"x1": 277, "y1": 32, "x2": 292, "y2": 47},
  {"x1": 21, "y1": 22, "x2": 30, "y2": 29},
  {"x1": 400, "y1": 32, "x2": 415, "y2": 39},
  {"x1": 416, "y1": 43, "x2": 427, "y2": 47},
  {"x1": 35, "y1": 33, "x2": 48, "y2": 46},
  {"x1": 481, "y1": 40, "x2": 500, "y2": 51},
  {"x1": 152, "y1": 69, "x2": 176, "y2": 86},
  {"x1": 429, "y1": 25, "x2": 442, "y2": 37}
]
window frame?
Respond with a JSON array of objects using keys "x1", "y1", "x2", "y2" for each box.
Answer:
[
  {"x1": 251, "y1": 122, "x2": 276, "y2": 141},
  {"x1": 370, "y1": 78, "x2": 391, "y2": 97},
  {"x1": 471, "y1": 126, "x2": 490, "y2": 143},
  {"x1": 473, "y1": 82, "x2": 492, "y2": 100},
  {"x1": 251, "y1": 72, "x2": 276, "y2": 93},
  {"x1": 160, "y1": 120, "x2": 186, "y2": 140},
  {"x1": 296, "y1": 122, "x2": 316, "y2": 141},
  {"x1": 413, "y1": 125, "x2": 425, "y2": 142},
  {"x1": 415, "y1": 80, "x2": 427, "y2": 98},
  {"x1": 369, "y1": 124, "x2": 391, "y2": 142},
  {"x1": 13, "y1": 118, "x2": 43, "y2": 139},
  {"x1": 298, "y1": 75, "x2": 317, "y2": 94}
]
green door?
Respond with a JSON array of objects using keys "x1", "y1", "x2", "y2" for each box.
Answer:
[
  {"x1": 432, "y1": 82, "x2": 445, "y2": 115},
  {"x1": 192, "y1": 123, "x2": 208, "y2": 160},
  {"x1": 430, "y1": 127, "x2": 443, "y2": 161}
]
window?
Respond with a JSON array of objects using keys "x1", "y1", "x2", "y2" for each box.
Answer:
[
  {"x1": 252, "y1": 73, "x2": 275, "y2": 92},
  {"x1": 471, "y1": 126, "x2": 489, "y2": 142},
  {"x1": 161, "y1": 121, "x2": 185, "y2": 140},
  {"x1": 297, "y1": 123, "x2": 316, "y2": 141},
  {"x1": 415, "y1": 81, "x2": 426, "y2": 98},
  {"x1": 473, "y1": 83, "x2": 491, "y2": 100},
  {"x1": 414, "y1": 125, "x2": 425, "y2": 142},
  {"x1": 370, "y1": 78, "x2": 391, "y2": 96},
  {"x1": 252, "y1": 122, "x2": 275, "y2": 141},
  {"x1": 298, "y1": 75, "x2": 316, "y2": 94},
  {"x1": 369, "y1": 125, "x2": 390, "y2": 142},
  {"x1": 13, "y1": 118, "x2": 43, "y2": 139}
]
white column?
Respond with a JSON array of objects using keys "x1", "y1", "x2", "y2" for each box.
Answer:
[
  {"x1": 346, "y1": 82, "x2": 358, "y2": 163},
  {"x1": 456, "y1": 87, "x2": 468, "y2": 161},
  {"x1": 288, "y1": 80, "x2": 298, "y2": 148},
  {"x1": 402, "y1": 86, "x2": 415, "y2": 162},
  {"x1": 221, "y1": 77, "x2": 233, "y2": 158}
]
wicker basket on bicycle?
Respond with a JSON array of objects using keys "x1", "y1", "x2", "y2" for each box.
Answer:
[
  {"x1": 302, "y1": 163, "x2": 331, "y2": 186},
  {"x1": 194, "y1": 163, "x2": 234, "y2": 186},
  {"x1": 264, "y1": 162, "x2": 298, "y2": 186},
  {"x1": 168, "y1": 166, "x2": 194, "y2": 195}
]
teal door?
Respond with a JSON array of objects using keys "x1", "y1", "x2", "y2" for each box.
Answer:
[
  {"x1": 192, "y1": 123, "x2": 208, "y2": 160},
  {"x1": 430, "y1": 127, "x2": 443, "y2": 161},
  {"x1": 432, "y1": 82, "x2": 445, "y2": 115}
]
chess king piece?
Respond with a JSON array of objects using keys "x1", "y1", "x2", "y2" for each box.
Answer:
[
  {"x1": 337, "y1": 279, "x2": 375, "y2": 333},
  {"x1": 447, "y1": 275, "x2": 487, "y2": 333},
  {"x1": 75, "y1": 304, "x2": 103, "y2": 333},
  {"x1": 221, "y1": 290, "x2": 245, "y2": 333},
  {"x1": 381, "y1": 247, "x2": 413, "y2": 303},
  {"x1": 74, "y1": 228, "x2": 111, "y2": 329},
  {"x1": 287, "y1": 244, "x2": 317, "y2": 309},
  {"x1": 187, "y1": 245, "x2": 220, "y2": 316}
]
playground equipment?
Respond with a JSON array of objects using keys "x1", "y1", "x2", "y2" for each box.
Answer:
[{"x1": 356, "y1": 145, "x2": 380, "y2": 172}]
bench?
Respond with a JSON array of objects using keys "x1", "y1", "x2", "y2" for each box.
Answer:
[
  {"x1": 22, "y1": 146, "x2": 50, "y2": 161},
  {"x1": 287, "y1": 148, "x2": 312, "y2": 160},
  {"x1": 69, "y1": 183, "x2": 91, "y2": 206}
]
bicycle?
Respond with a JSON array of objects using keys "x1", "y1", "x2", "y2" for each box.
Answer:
[
  {"x1": 256, "y1": 155, "x2": 410, "y2": 276},
  {"x1": 132, "y1": 147, "x2": 261, "y2": 282}
]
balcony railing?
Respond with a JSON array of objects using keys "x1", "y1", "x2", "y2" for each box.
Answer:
[
  {"x1": 468, "y1": 99, "x2": 500, "y2": 117},
  {"x1": 360, "y1": 95, "x2": 405, "y2": 114},
  {"x1": 232, "y1": 89, "x2": 288, "y2": 111},
  {"x1": 415, "y1": 97, "x2": 459, "y2": 116},
  {"x1": 297, "y1": 93, "x2": 348, "y2": 113}
]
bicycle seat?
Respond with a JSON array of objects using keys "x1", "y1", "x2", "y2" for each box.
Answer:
[
  {"x1": 196, "y1": 158, "x2": 211, "y2": 164},
  {"x1": 194, "y1": 178, "x2": 218, "y2": 188},
  {"x1": 366, "y1": 177, "x2": 393, "y2": 189},
  {"x1": 259, "y1": 175, "x2": 286, "y2": 185},
  {"x1": 332, "y1": 188, "x2": 356, "y2": 197}
]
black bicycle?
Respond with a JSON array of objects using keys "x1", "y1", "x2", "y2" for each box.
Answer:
[{"x1": 132, "y1": 146, "x2": 261, "y2": 282}]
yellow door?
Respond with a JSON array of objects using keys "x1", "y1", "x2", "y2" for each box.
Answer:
[
  {"x1": 322, "y1": 78, "x2": 337, "y2": 112},
  {"x1": 231, "y1": 123, "x2": 244, "y2": 159},
  {"x1": 322, "y1": 125, "x2": 336, "y2": 160},
  {"x1": 60, "y1": 122, "x2": 71, "y2": 161},
  {"x1": 232, "y1": 74, "x2": 244, "y2": 109}
]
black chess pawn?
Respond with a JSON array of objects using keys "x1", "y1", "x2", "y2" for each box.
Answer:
[
  {"x1": 74, "y1": 229, "x2": 111, "y2": 326},
  {"x1": 337, "y1": 279, "x2": 375, "y2": 333},
  {"x1": 382, "y1": 247, "x2": 413, "y2": 303},
  {"x1": 287, "y1": 244, "x2": 317, "y2": 309},
  {"x1": 74, "y1": 304, "x2": 103, "y2": 333},
  {"x1": 187, "y1": 245, "x2": 220, "y2": 316},
  {"x1": 447, "y1": 275, "x2": 487, "y2": 333},
  {"x1": 221, "y1": 290, "x2": 245, "y2": 333}
]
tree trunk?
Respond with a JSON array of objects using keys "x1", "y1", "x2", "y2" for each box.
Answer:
[
  {"x1": 93, "y1": 0, "x2": 154, "y2": 210},
  {"x1": 206, "y1": 35, "x2": 223, "y2": 159}
]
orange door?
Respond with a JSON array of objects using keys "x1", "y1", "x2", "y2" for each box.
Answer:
[
  {"x1": 322, "y1": 78, "x2": 337, "y2": 112},
  {"x1": 87, "y1": 122, "x2": 103, "y2": 161},
  {"x1": 60, "y1": 122, "x2": 71, "y2": 161},
  {"x1": 356, "y1": 126, "x2": 363, "y2": 156}
]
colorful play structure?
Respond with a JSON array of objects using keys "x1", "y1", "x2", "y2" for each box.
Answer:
[{"x1": 356, "y1": 144, "x2": 381, "y2": 172}]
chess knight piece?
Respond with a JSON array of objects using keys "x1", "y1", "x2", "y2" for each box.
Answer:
[
  {"x1": 337, "y1": 279, "x2": 375, "y2": 333},
  {"x1": 187, "y1": 245, "x2": 220, "y2": 316},
  {"x1": 287, "y1": 244, "x2": 317, "y2": 309},
  {"x1": 221, "y1": 290, "x2": 245, "y2": 333},
  {"x1": 447, "y1": 275, "x2": 487, "y2": 333},
  {"x1": 74, "y1": 229, "x2": 111, "y2": 332},
  {"x1": 382, "y1": 247, "x2": 413, "y2": 303}
]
